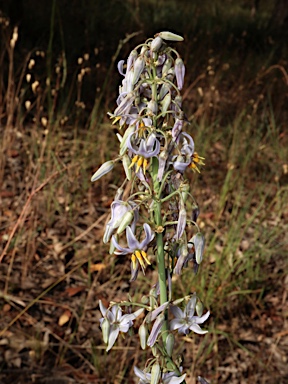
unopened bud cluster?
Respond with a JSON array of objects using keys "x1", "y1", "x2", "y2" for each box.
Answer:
[{"x1": 91, "y1": 31, "x2": 210, "y2": 384}]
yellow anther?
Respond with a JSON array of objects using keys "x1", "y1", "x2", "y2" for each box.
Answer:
[
  {"x1": 136, "y1": 157, "x2": 144, "y2": 173},
  {"x1": 129, "y1": 155, "x2": 139, "y2": 169},
  {"x1": 135, "y1": 250, "x2": 146, "y2": 268},
  {"x1": 141, "y1": 250, "x2": 151, "y2": 265},
  {"x1": 143, "y1": 158, "x2": 149, "y2": 174},
  {"x1": 111, "y1": 116, "x2": 121, "y2": 125},
  {"x1": 131, "y1": 254, "x2": 137, "y2": 270}
]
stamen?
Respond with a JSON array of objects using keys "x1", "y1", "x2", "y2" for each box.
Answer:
[
  {"x1": 129, "y1": 155, "x2": 139, "y2": 169},
  {"x1": 141, "y1": 250, "x2": 151, "y2": 265},
  {"x1": 131, "y1": 254, "x2": 137, "y2": 270},
  {"x1": 135, "y1": 250, "x2": 146, "y2": 269},
  {"x1": 136, "y1": 157, "x2": 144, "y2": 173}
]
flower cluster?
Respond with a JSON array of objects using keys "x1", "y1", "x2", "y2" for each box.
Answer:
[{"x1": 91, "y1": 31, "x2": 210, "y2": 384}]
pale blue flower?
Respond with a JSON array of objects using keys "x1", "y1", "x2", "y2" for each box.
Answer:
[
  {"x1": 99, "y1": 300, "x2": 143, "y2": 352},
  {"x1": 134, "y1": 366, "x2": 186, "y2": 384},
  {"x1": 170, "y1": 294, "x2": 210, "y2": 335},
  {"x1": 112, "y1": 223, "x2": 155, "y2": 272},
  {"x1": 127, "y1": 132, "x2": 160, "y2": 158}
]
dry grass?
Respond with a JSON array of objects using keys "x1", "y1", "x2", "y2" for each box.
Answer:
[{"x1": 0, "y1": 6, "x2": 288, "y2": 384}]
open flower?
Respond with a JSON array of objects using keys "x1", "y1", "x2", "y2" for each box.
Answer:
[
  {"x1": 127, "y1": 132, "x2": 161, "y2": 173},
  {"x1": 112, "y1": 223, "x2": 155, "y2": 273},
  {"x1": 99, "y1": 300, "x2": 144, "y2": 352},
  {"x1": 134, "y1": 366, "x2": 186, "y2": 384},
  {"x1": 170, "y1": 294, "x2": 210, "y2": 335}
]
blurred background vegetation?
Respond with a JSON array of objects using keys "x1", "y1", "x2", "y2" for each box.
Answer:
[{"x1": 0, "y1": 1, "x2": 287, "y2": 383}]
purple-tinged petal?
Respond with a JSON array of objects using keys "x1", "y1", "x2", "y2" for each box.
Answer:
[
  {"x1": 106, "y1": 325, "x2": 120, "y2": 351},
  {"x1": 172, "y1": 118, "x2": 183, "y2": 140},
  {"x1": 189, "y1": 323, "x2": 208, "y2": 335},
  {"x1": 194, "y1": 311, "x2": 210, "y2": 324},
  {"x1": 163, "y1": 373, "x2": 187, "y2": 384},
  {"x1": 134, "y1": 366, "x2": 151, "y2": 383},
  {"x1": 173, "y1": 156, "x2": 190, "y2": 172},
  {"x1": 175, "y1": 58, "x2": 185, "y2": 90},
  {"x1": 169, "y1": 318, "x2": 184, "y2": 331},
  {"x1": 127, "y1": 49, "x2": 137, "y2": 72},
  {"x1": 111, "y1": 234, "x2": 131, "y2": 254},
  {"x1": 147, "y1": 313, "x2": 165, "y2": 347},
  {"x1": 150, "y1": 301, "x2": 169, "y2": 321},
  {"x1": 99, "y1": 300, "x2": 108, "y2": 318},
  {"x1": 117, "y1": 60, "x2": 125, "y2": 76},
  {"x1": 126, "y1": 226, "x2": 140, "y2": 250},
  {"x1": 170, "y1": 305, "x2": 184, "y2": 319},
  {"x1": 138, "y1": 223, "x2": 155, "y2": 249}
]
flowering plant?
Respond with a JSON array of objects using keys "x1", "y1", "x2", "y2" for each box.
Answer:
[{"x1": 91, "y1": 31, "x2": 209, "y2": 383}]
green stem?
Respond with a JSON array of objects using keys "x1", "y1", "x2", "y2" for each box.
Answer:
[{"x1": 152, "y1": 158, "x2": 168, "y2": 341}]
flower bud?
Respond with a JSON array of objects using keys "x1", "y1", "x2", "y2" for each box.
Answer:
[
  {"x1": 158, "y1": 83, "x2": 171, "y2": 100},
  {"x1": 91, "y1": 160, "x2": 114, "y2": 182},
  {"x1": 165, "y1": 333, "x2": 175, "y2": 357},
  {"x1": 101, "y1": 318, "x2": 110, "y2": 344},
  {"x1": 192, "y1": 232, "x2": 205, "y2": 264},
  {"x1": 132, "y1": 56, "x2": 145, "y2": 85},
  {"x1": 175, "y1": 58, "x2": 185, "y2": 90},
  {"x1": 162, "y1": 58, "x2": 172, "y2": 77},
  {"x1": 139, "y1": 323, "x2": 148, "y2": 350},
  {"x1": 151, "y1": 36, "x2": 163, "y2": 52},
  {"x1": 180, "y1": 182, "x2": 190, "y2": 203},
  {"x1": 117, "y1": 211, "x2": 134, "y2": 234},
  {"x1": 147, "y1": 100, "x2": 158, "y2": 115},
  {"x1": 196, "y1": 300, "x2": 204, "y2": 317},
  {"x1": 151, "y1": 362, "x2": 161, "y2": 384},
  {"x1": 160, "y1": 92, "x2": 171, "y2": 115},
  {"x1": 122, "y1": 154, "x2": 132, "y2": 180},
  {"x1": 114, "y1": 187, "x2": 124, "y2": 200},
  {"x1": 127, "y1": 49, "x2": 137, "y2": 72},
  {"x1": 159, "y1": 31, "x2": 184, "y2": 41}
]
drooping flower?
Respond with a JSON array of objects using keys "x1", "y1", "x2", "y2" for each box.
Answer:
[
  {"x1": 112, "y1": 223, "x2": 155, "y2": 273},
  {"x1": 99, "y1": 300, "x2": 144, "y2": 352},
  {"x1": 170, "y1": 294, "x2": 210, "y2": 335},
  {"x1": 134, "y1": 366, "x2": 186, "y2": 384},
  {"x1": 127, "y1": 132, "x2": 161, "y2": 173},
  {"x1": 103, "y1": 200, "x2": 139, "y2": 243}
]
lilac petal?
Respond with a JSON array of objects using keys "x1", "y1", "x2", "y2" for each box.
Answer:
[
  {"x1": 106, "y1": 325, "x2": 120, "y2": 351},
  {"x1": 138, "y1": 223, "x2": 155, "y2": 249},
  {"x1": 172, "y1": 119, "x2": 183, "y2": 140},
  {"x1": 174, "y1": 253, "x2": 187, "y2": 275},
  {"x1": 126, "y1": 226, "x2": 140, "y2": 250},
  {"x1": 111, "y1": 235, "x2": 131, "y2": 254},
  {"x1": 117, "y1": 60, "x2": 125, "y2": 76},
  {"x1": 99, "y1": 300, "x2": 108, "y2": 318},
  {"x1": 121, "y1": 308, "x2": 144, "y2": 324},
  {"x1": 194, "y1": 311, "x2": 210, "y2": 324},
  {"x1": 175, "y1": 58, "x2": 185, "y2": 90},
  {"x1": 170, "y1": 305, "x2": 184, "y2": 319},
  {"x1": 164, "y1": 373, "x2": 187, "y2": 384},
  {"x1": 169, "y1": 318, "x2": 184, "y2": 331},
  {"x1": 130, "y1": 259, "x2": 139, "y2": 282},
  {"x1": 150, "y1": 301, "x2": 169, "y2": 321},
  {"x1": 189, "y1": 323, "x2": 208, "y2": 335},
  {"x1": 147, "y1": 314, "x2": 164, "y2": 347},
  {"x1": 134, "y1": 366, "x2": 151, "y2": 383},
  {"x1": 175, "y1": 208, "x2": 186, "y2": 240},
  {"x1": 173, "y1": 157, "x2": 190, "y2": 172},
  {"x1": 185, "y1": 295, "x2": 197, "y2": 317},
  {"x1": 127, "y1": 49, "x2": 137, "y2": 72},
  {"x1": 112, "y1": 305, "x2": 122, "y2": 321}
]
